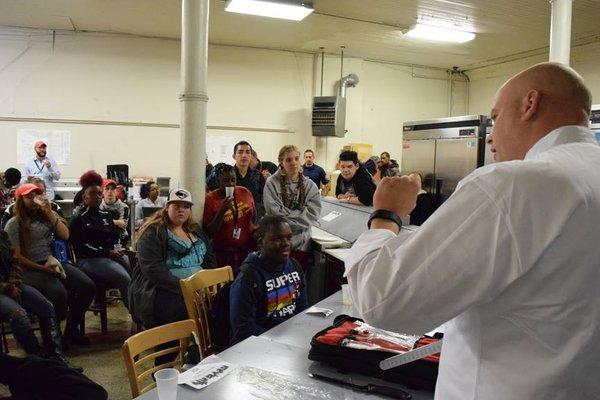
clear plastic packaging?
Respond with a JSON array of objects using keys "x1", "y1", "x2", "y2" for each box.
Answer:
[{"x1": 236, "y1": 366, "x2": 345, "y2": 400}]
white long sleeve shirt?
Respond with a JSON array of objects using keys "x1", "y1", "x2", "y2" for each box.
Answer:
[
  {"x1": 345, "y1": 125, "x2": 600, "y2": 400},
  {"x1": 134, "y1": 197, "x2": 166, "y2": 229},
  {"x1": 22, "y1": 156, "x2": 61, "y2": 200}
]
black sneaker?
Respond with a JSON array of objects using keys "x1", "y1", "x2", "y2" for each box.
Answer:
[
  {"x1": 64, "y1": 332, "x2": 92, "y2": 347},
  {"x1": 48, "y1": 353, "x2": 84, "y2": 373}
]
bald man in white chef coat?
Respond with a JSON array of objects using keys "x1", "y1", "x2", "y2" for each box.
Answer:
[{"x1": 345, "y1": 62, "x2": 600, "y2": 400}]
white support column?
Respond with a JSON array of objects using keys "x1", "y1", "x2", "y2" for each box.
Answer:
[
  {"x1": 180, "y1": 0, "x2": 209, "y2": 221},
  {"x1": 549, "y1": 0, "x2": 573, "y2": 65}
]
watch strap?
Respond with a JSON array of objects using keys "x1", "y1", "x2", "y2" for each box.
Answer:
[{"x1": 368, "y1": 209, "x2": 403, "y2": 230}]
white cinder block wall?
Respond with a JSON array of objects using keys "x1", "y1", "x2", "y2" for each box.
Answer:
[
  {"x1": 0, "y1": 27, "x2": 467, "y2": 184},
  {"x1": 0, "y1": 29, "x2": 314, "y2": 183},
  {"x1": 467, "y1": 41, "x2": 600, "y2": 115},
  {"x1": 1, "y1": 30, "x2": 599, "y2": 187}
]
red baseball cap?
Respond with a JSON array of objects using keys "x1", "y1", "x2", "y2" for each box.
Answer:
[
  {"x1": 102, "y1": 179, "x2": 118, "y2": 189},
  {"x1": 33, "y1": 140, "x2": 47, "y2": 149},
  {"x1": 15, "y1": 183, "x2": 44, "y2": 198}
]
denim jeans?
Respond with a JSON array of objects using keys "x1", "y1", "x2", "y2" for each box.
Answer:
[
  {"x1": 0, "y1": 283, "x2": 55, "y2": 341},
  {"x1": 22, "y1": 262, "x2": 95, "y2": 322},
  {"x1": 76, "y1": 256, "x2": 131, "y2": 309}
]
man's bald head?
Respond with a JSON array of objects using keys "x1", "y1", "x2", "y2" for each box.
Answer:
[
  {"x1": 488, "y1": 62, "x2": 593, "y2": 162},
  {"x1": 507, "y1": 62, "x2": 591, "y2": 118}
]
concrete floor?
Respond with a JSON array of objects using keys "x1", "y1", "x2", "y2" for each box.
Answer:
[{"x1": 2, "y1": 300, "x2": 136, "y2": 400}]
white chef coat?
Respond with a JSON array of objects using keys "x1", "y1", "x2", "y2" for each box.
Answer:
[
  {"x1": 22, "y1": 156, "x2": 61, "y2": 200},
  {"x1": 345, "y1": 125, "x2": 600, "y2": 400}
]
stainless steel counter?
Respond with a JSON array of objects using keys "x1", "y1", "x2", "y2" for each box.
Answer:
[{"x1": 136, "y1": 292, "x2": 434, "y2": 400}]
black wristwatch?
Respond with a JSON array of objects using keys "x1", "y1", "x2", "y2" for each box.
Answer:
[{"x1": 367, "y1": 209, "x2": 403, "y2": 230}]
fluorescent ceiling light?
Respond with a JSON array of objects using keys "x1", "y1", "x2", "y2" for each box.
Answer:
[
  {"x1": 405, "y1": 23, "x2": 476, "y2": 43},
  {"x1": 225, "y1": 0, "x2": 314, "y2": 21}
]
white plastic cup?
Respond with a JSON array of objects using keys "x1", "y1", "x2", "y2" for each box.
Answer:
[
  {"x1": 225, "y1": 186, "x2": 234, "y2": 197},
  {"x1": 154, "y1": 368, "x2": 179, "y2": 400},
  {"x1": 341, "y1": 284, "x2": 352, "y2": 306},
  {"x1": 114, "y1": 243, "x2": 123, "y2": 252}
]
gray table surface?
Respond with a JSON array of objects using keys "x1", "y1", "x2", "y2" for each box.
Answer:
[{"x1": 136, "y1": 292, "x2": 434, "y2": 400}]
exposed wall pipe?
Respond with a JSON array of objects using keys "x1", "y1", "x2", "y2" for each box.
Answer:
[
  {"x1": 340, "y1": 45, "x2": 345, "y2": 83},
  {"x1": 549, "y1": 0, "x2": 573, "y2": 65},
  {"x1": 314, "y1": 47, "x2": 327, "y2": 168},
  {"x1": 447, "y1": 70, "x2": 454, "y2": 116},
  {"x1": 320, "y1": 47, "x2": 325, "y2": 96},
  {"x1": 448, "y1": 67, "x2": 470, "y2": 116},
  {"x1": 180, "y1": 0, "x2": 209, "y2": 220}
]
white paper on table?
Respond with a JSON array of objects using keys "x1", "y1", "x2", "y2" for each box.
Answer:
[
  {"x1": 305, "y1": 306, "x2": 333, "y2": 317},
  {"x1": 178, "y1": 355, "x2": 235, "y2": 390},
  {"x1": 320, "y1": 211, "x2": 341, "y2": 222}
]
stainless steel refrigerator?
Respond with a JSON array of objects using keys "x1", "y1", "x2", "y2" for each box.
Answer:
[
  {"x1": 402, "y1": 115, "x2": 491, "y2": 203},
  {"x1": 591, "y1": 105, "x2": 600, "y2": 143}
]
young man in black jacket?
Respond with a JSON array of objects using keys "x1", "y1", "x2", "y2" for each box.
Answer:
[
  {"x1": 233, "y1": 141, "x2": 266, "y2": 218},
  {"x1": 335, "y1": 150, "x2": 377, "y2": 206}
]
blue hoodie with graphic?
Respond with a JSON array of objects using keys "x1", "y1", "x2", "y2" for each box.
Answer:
[{"x1": 229, "y1": 252, "x2": 308, "y2": 343}]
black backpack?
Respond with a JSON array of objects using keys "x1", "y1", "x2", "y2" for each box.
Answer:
[{"x1": 208, "y1": 265, "x2": 263, "y2": 352}]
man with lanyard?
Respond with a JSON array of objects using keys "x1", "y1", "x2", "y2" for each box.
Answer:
[
  {"x1": 203, "y1": 164, "x2": 256, "y2": 275},
  {"x1": 344, "y1": 63, "x2": 600, "y2": 399},
  {"x1": 22, "y1": 141, "x2": 61, "y2": 200}
]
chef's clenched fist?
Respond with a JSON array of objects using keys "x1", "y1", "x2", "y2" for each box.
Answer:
[{"x1": 371, "y1": 174, "x2": 421, "y2": 233}]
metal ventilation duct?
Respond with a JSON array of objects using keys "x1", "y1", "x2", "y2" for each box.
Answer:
[{"x1": 339, "y1": 73, "x2": 359, "y2": 98}]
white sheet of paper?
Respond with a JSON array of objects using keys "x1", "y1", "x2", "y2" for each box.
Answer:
[
  {"x1": 305, "y1": 306, "x2": 333, "y2": 317},
  {"x1": 206, "y1": 135, "x2": 239, "y2": 165},
  {"x1": 321, "y1": 211, "x2": 341, "y2": 222},
  {"x1": 178, "y1": 355, "x2": 234, "y2": 390}
]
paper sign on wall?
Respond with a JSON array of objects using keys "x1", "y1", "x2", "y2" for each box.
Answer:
[
  {"x1": 17, "y1": 129, "x2": 71, "y2": 165},
  {"x1": 207, "y1": 135, "x2": 239, "y2": 165}
]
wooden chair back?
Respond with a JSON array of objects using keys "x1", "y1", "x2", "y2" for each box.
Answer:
[
  {"x1": 121, "y1": 319, "x2": 197, "y2": 397},
  {"x1": 179, "y1": 266, "x2": 233, "y2": 357}
]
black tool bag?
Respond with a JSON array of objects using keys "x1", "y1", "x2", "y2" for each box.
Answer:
[{"x1": 308, "y1": 315, "x2": 441, "y2": 391}]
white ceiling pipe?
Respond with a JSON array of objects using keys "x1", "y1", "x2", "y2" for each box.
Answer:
[
  {"x1": 180, "y1": 0, "x2": 209, "y2": 221},
  {"x1": 549, "y1": 0, "x2": 573, "y2": 65}
]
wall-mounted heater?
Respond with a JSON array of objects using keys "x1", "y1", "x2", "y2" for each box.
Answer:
[
  {"x1": 312, "y1": 46, "x2": 357, "y2": 138},
  {"x1": 312, "y1": 96, "x2": 346, "y2": 137}
]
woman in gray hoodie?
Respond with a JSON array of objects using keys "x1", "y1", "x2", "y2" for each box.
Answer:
[{"x1": 263, "y1": 145, "x2": 321, "y2": 252}]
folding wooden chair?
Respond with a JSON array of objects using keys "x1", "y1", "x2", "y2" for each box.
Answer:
[
  {"x1": 179, "y1": 266, "x2": 233, "y2": 358},
  {"x1": 121, "y1": 319, "x2": 197, "y2": 397}
]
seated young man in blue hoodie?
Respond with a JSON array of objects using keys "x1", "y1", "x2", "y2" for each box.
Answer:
[{"x1": 229, "y1": 215, "x2": 308, "y2": 343}]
